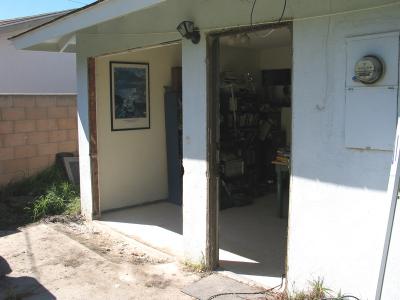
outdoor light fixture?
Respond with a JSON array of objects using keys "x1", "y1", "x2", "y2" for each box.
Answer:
[{"x1": 177, "y1": 21, "x2": 201, "y2": 44}]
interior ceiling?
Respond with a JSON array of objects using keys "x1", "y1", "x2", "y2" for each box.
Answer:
[{"x1": 220, "y1": 26, "x2": 291, "y2": 50}]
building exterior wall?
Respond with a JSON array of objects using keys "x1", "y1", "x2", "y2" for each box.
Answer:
[
  {"x1": 33, "y1": 1, "x2": 400, "y2": 297},
  {"x1": 0, "y1": 29, "x2": 76, "y2": 94},
  {"x1": 0, "y1": 95, "x2": 78, "y2": 186},
  {"x1": 288, "y1": 6, "x2": 400, "y2": 299},
  {"x1": 95, "y1": 43, "x2": 181, "y2": 212}
]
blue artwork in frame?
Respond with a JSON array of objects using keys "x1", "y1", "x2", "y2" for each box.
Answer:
[{"x1": 110, "y1": 62, "x2": 150, "y2": 130}]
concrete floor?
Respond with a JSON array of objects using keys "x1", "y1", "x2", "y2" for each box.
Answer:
[{"x1": 100, "y1": 193, "x2": 288, "y2": 288}]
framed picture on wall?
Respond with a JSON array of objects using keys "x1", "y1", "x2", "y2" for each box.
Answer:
[{"x1": 110, "y1": 62, "x2": 150, "y2": 131}]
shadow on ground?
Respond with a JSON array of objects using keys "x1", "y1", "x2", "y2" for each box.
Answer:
[{"x1": 0, "y1": 255, "x2": 55, "y2": 300}]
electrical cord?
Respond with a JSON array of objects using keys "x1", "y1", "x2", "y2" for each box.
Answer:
[
  {"x1": 278, "y1": 0, "x2": 287, "y2": 23},
  {"x1": 207, "y1": 291, "x2": 361, "y2": 300},
  {"x1": 250, "y1": 0, "x2": 287, "y2": 28},
  {"x1": 250, "y1": 0, "x2": 287, "y2": 39},
  {"x1": 250, "y1": 0, "x2": 257, "y2": 28},
  {"x1": 204, "y1": 273, "x2": 361, "y2": 300},
  {"x1": 322, "y1": 296, "x2": 361, "y2": 300},
  {"x1": 206, "y1": 275, "x2": 284, "y2": 300}
]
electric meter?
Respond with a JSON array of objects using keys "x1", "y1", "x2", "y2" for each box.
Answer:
[{"x1": 354, "y1": 55, "x2": 384, "y2": 84}]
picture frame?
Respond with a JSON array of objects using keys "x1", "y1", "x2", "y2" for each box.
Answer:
[
  {"x1": 63, "y1": 157, "x2": 80, "y2": 186},
  {"x1": 109, "y1": 62, "x2": 150, "y2": 131}
]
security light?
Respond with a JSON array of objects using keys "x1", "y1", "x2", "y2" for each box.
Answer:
[{"x1": 177, "y1": 21, "x2": 201, "y2": 44}]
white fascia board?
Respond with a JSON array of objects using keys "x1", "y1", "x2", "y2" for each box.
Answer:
[{"x1": 11, "y1": 0, "x2": 164, "y2": 50}]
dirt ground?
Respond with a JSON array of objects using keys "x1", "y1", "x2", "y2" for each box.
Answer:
[{"x1": 0, "y1": 220, "x2": 201, "y2": 300}]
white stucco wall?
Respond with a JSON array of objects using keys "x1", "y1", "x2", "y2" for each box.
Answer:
[
  {"x1": 288, "y1": 6, "x2": 399, "y2": 299},
  {"x1": 0, "y1": 29, "x2": 76, "y2": 94},
  {"x1": 95, "y1": 43, "x2": 181, "y2": 212},
  {"x1": 181, "y1": 37, "x2": 209, "y2": 263},
  {"x1": 75, "y1": 52, "x2": 93, "y2": 218}
]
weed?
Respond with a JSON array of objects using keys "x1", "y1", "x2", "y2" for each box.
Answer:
[
  {"x1": 284, "y1": 277, "x2": 334, "y2": 300},
  {"x1": 309, "y1": 277, "x2": 331, "y2": 299},
  {"x1": 0, "y1": 164, "x2": 80, "y2": 227},
  {"x1": 182, "y1": 260, "x2": 208, "y2": 273},
  {"x1": 31, "y1": 181, "x2": 80, "y2": 220}
]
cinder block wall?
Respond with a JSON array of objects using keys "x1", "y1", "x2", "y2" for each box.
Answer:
[{"x1": 0, "y1": 95, "x2": 78, "y2": 186}]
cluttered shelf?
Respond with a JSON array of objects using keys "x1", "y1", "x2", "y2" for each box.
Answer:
[{"x1": 218, "y1": 70, "x2": 291, "y2": 212}]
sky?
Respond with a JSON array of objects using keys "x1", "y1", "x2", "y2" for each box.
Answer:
[{"x1": 0, "y1": 0, "x2": 96, "y2": 20}]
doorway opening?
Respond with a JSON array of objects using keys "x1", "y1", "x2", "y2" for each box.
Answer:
[
  {"x1": 96, "y1": 42, "x2": 185, "y2": 257},
  {"x1": 211, "y1": 24, "x2": 293, "y2": 287}
]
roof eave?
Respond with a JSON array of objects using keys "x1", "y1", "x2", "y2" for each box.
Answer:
[{"x1": 11, "y1": 0, "x2": 164, "y2": 50}]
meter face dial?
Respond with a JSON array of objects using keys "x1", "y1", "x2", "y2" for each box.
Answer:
[{"x1": 354, "y1": 55, "x2": 384, "y2": 84}]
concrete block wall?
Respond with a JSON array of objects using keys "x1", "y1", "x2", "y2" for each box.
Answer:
[{"x1": 0, "y1": 95, "x2": 78, "y2": 186}]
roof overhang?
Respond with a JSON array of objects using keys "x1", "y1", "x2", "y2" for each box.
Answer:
[{"x1": 10, "y1": 0, "x2": 165, "y2": 51}]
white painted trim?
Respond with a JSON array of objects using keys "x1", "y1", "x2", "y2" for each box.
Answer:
[{"x1": 11, "y1": 0, "x2": 164, "y2": 50}]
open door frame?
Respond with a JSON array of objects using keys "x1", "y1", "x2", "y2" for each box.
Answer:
[
  {"x1": 205, "y1": 21, "x2": 293, "y2": 271},
  {"x1": 206, "y1": 34, "x2": 220, "y2": 269}
]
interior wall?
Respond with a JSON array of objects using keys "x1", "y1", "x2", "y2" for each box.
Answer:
[
  {"x1": 259, "y1": 46, "x2": 292, "y2": 70},
  {"x1": 288, "y1": 6, "x2": 399, "y2": 299},
  {"x1": 96, "y1": 43, "x2": 181, "y2": 211},
  {"x1": 220, "y1": 46, "x2": 261, "y2": 89}
]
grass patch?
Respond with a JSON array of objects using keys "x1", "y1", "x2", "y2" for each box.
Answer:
[
  {"x1": 0, "y1": 164, "x2": 80, "y2": 228},
  {"x1": 182, "y1": 260, "x2": 208, "y2": 273},
  {"x1": 31, "y1": 181, "x2": 80, "y2": 221}
]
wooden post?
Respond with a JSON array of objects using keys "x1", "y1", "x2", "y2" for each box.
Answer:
[{"x1": 88, "y1": 57, "x2": 100, "y2": 218}]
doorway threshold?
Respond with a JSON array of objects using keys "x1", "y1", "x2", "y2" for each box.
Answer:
[
  {"x1": 97, "y1": 201, "x2": 184, "y2": 258},
  {"x1": 217, "y1": 264, "x2": 284, "y2": 291}
]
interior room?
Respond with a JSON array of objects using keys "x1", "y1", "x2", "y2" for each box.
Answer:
[
  {"x1": 217, "y1": 25, "x2": 292, "y2": 287},
  {"x1": 97, "y1": 43, "x2": 185, "y2": 256}
]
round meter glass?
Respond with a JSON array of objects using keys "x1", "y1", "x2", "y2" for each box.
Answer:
[{"x1": 354, "y1": 55, "x2": 383, "y2": 84}]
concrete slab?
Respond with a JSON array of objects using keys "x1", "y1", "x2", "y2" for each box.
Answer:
[
  {"x1": 100, "y1": 202, "x2": 184, "y2": 257},
  {"x1": 99, "y1": 194, "x2": 288, "y2": 289}
]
